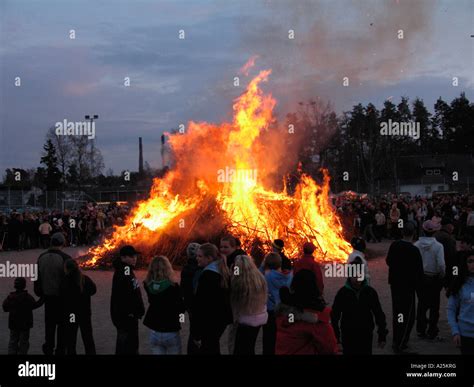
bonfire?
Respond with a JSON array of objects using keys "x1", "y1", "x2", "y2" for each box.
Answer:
[{"x1": 83, "y1": 63, "x2": 352, "y2": 268}]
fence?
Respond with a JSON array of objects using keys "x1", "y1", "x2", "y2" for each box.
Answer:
[{"x1": 0, "y1": 188, "x2": 150, "y2": 213}]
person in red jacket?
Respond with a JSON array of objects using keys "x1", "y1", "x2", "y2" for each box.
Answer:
[
  {"x1": 293, "y1": 242, "x2": 324, "y2": 296},
  {"x1": 275, "y1": 270, "x2": 337, "y2": 355}
]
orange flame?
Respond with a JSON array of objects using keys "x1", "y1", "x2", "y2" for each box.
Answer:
[{"x1": 84, "y1": 65, "x2": 351, "y2": 267}]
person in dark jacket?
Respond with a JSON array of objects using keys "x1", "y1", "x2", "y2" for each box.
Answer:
[
  {"x1": 2, "y1": 277, "x2": 43, "y2": 354},
  {"x1": 111, "y1": 245, "x2": 145, "y2": 355},
  {"x1": 35, "y1": 232, "x2": 71, "y2": 355},
  {"x1": 386, "y1": 222, "x2": 424, "y2": 353},
  {"x1": 272, "y1": 239, "x2": 292, "y2": 271},
  {"x1": 275, "y1": 270, "x2": 337, "y2": 355},
  {"x1": 60, "y1": 259, "x2": 97, "y2": 355},
  {"x1": 180, "y1": 242, "x2": 201, "y2": 354},
  {"x1": 191, "y1": 243, "x2": 232, "y2": 354},
  {"x1": 293, "y1": 242, "x2": 324, "y2": 296},
  {"x1": 434, "y1": 218, "x2": 457, "y2": 288},
  {"x1": 331, "y1": 257, "x2": 388, "y2": 354},
  {"x1": 143, "y1": 256, "x2": 185, "y2": 355}
]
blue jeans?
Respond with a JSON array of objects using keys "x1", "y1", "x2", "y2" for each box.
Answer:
[{"x1": 150, "y1": 331, "x2": 182, "y2": 355}]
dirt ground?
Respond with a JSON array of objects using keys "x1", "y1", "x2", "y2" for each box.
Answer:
[{"x1": 0, "y1": 242, "x2": 460, "y2": 355}]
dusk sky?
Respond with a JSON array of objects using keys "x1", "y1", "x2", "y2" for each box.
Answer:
[{"x1": 1, "y1": 0, "x2": 473, "y2": 175}]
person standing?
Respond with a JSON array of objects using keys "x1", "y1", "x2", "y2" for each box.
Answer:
[
  {"x1": 434, "y1": 218, "x2": 458, "y2": 288},
  {"x1": 35, "y1": 233, "x2": 71, "y2": 355},
  {"x1": 414, "y1": 220, "x2": 445, "y2": 340},
  {"x1": 219, "y1": 235, "x2": 245, "y2": 353},
  {"x1": 191, "y1": 243, "x2": 232, "y2": 354},
  {"x1": 331, "y1": 258, "x2": 388, "y2": 355},
  {"x1": 38, "y1": 219, "x2": 53, "y2": 249},
  {"x1": 231, "y1": 255, "x2": 268, "y2": 355},
  {"x1": 386, "y1": 222, "x2": 424, "y2": 353},
  {"x1": 447, "y1": 251, "x2": 474, "y2": 354},
  {"x1": 262, "y1": 252, "x2": 292, "y2": 355},
  {"x1": 293, "y1": 242, "x2": 324, "y2": 296},
  {"x1": 111, "y1": 245, "x2": 145, "y2": 354},
  {"x1": 390, "y1": 203, "x2": 401, "y2": 239},
  {"x1": 60, "y1": 259, "x2": 97, "y2": 355},
  {"x1": 180, "y1": 242, "x2": 201, "y2": 354},
  {"x1": 2, "y1": 277, "x2": 43, "y2": 354},
  {"x1": 143, "y1": 256, "x2": 185, "y2": 355},
  {"x1": 374, "y1": 208, "x2": 386, "y2": 242}
]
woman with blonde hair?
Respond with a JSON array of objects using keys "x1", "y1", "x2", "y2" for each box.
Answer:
[
  {"x1": 191, "y1": 243, "x2": 232, "y2": 354},
  {"x1": 231, "y1": 255, "x2": 268, "y2": 354},
  {"x1": 143, "y1": 256, "x2": 185, "y2": 355}
]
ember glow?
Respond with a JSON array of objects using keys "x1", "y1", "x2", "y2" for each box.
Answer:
[{"x1": 84, "y1": 64, "x2": 351, "y2": 267}]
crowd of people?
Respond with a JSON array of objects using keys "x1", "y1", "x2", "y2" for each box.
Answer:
[
  {"x1": 2, "y1": 219, "x2": 473, "y2": 355},
  {"x1": 1, "y1": 192, "x2": 473, "y2": 355},
  {"x1": 0, "y1": 202, "x2": 130, "y2": 251},
  {"x1": 336, "y1": 193, "x2": 474, "y2": 242}
]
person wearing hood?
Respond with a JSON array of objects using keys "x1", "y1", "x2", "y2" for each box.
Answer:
[
  {"x1": 275, "y1": 269, "x2": 337, "y2": 355},
  {"x1": 180, "y1": 242, "x2": 201, "y2": 354},
  {"x1": 191, "y1": 243, "x2": 232, "y2": 354},
  {"x1": 347, "y1": 237, "x2": 371, "y2": 284},
  {"x1": 331, "y1": 257, "x2": 388, "y2": 354},
  {"x1": 111, "y1": 245, "x2": 145, "y2": 354},
  {"x1": 293, "y1": 242, "x2": 324, "y2": 295},
  {"x1": 434, "y1": 218, "x2": 457, "y2": 288},
  {"x1": 414, "y1": 220, "x2": 445, "y2": 340},
  {"x1": 262, "y1": 252, "x2": 292, "y2": 355},
  {"x1": 447, "y1": 251, "x2": 474, "y2": 354},
  {"x1": 143, "y1": 256, "x2": 185, "y2": 355}
]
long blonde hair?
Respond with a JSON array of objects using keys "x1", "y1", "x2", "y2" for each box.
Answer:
[
  {"x1": 145, "y1": 256, "x2": 176, "y2": 285},
  {"x1": 199, "y1": 243, "x2": 230, "y2": 289},
  {"x1": 230, "y1": 255, "x2": 267, "y2": 317}
]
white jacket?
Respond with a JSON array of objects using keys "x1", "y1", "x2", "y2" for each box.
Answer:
[{"x1": 414, "y1": 237, "x2": 445, "y2": 277}]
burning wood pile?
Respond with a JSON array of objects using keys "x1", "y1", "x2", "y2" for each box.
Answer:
[{"x1": 82, "y1": 64, "x2": 352, "y2": 269}]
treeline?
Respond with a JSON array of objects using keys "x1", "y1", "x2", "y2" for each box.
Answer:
[{"x1": 287, "y1": 92, "x2": 473, "y2": 194}]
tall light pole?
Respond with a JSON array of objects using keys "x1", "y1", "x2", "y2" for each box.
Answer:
[{"x1": 85, "y1": 115, "x2": 99, "y2": 178}]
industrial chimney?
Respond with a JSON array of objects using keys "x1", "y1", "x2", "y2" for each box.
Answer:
[{"x1": 139, "y1": 137, "x2": 144, "y2": 175}]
